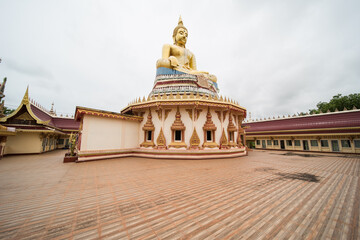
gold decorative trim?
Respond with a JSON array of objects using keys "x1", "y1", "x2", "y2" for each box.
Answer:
[
  {"x1": 170, "y1": 107, "x2": 186, "y2": 148},
  {"x1": 203, "y1": 108, "x2": 216, "y2": 131},
  {"x1": 190, "y1": 128, "x2": 200, "y2": 150},
  {"x1": 155, "y1": 109, "x2": 162, "y2": 120},
  {"x1": 171, "y1": 107, "x2": 185, "y2": 131},
  {"x1": 120, "y1": 98, "x2": 247, "y2": 115},
  {"x1": 141, "y1": 109, "x2": 155, "y2": 148},
  {"x1": 142, "y1": 109, "x2": 155, "y2": 131},
  {"x1": 156, "y1": 128, "x2": 167, "y2": 149},
  {"x1": 195, "y1": 109, "x2": 203, "y2": 121},
  {"x1": 203, "y1": 142, "x2": 219, "y2": 148},
  {"x1": 227, "y1": 114, "x2": 237, "y2": 132},
  {"x1": 75, "y1": 108, "x2": 142, "y2": 122},
  {"x1": 164, "y1": 109, "x2": 172, "y2": 121},
  {"x1": 220, "y1": 129, "x2": 229, "y2": 149},
  {"x1": 185, "y1": 109, "x2": 193, "y2": 121},
  {"x1": 168, "y1": 141, "x2": 187, "y2": 148},
  {"x1": 223, "y1": 111, "x2": 228, "y2": 122},
  {"x1": 215, "y1": 111, "x2": 222, "y2": 122},
  {"x1": 140, "y1": 141, "x2": 155, "y2": 148}
]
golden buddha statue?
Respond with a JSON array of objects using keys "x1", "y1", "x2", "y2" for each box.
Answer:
[{"x1": 156, "y1": 17, "x2": 217, "y2": 83}]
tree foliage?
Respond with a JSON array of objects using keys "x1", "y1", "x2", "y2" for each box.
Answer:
[
  {"x1": 309, "y1": 93, "x2": 360, "y2": 114},
  {"x1": 3, "y1": 107, "x2": 15, "y2": 115}
]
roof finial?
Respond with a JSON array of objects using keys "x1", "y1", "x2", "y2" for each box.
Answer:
[
  {"x1": 22, "y1": 86, "x2": 30, "y2": 105},
  {"x1": 49, "y1": 102, "x2": 55, "y2": 115}
]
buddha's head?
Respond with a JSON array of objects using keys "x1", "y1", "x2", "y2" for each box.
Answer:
[{"x1": 173, "y1": 16, "x2": 188, "y2": 46}]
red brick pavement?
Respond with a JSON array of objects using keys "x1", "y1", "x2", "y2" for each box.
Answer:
[{"x1": 0, "y1": 150, "x2": 359, "y2": 239}]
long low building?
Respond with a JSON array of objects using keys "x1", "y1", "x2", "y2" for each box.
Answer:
[
  {"x1": 244, "y1": 108, "x2": 360, "y2": 154},
  {"x1": 0, "y1": 88, "x2": 79, "y2": 155}
]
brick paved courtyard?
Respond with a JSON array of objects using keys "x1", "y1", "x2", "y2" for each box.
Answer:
[{"x1": 0, "y1": 150, "x2": 359, "y2": 240}]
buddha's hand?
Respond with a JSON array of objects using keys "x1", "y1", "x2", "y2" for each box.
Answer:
[
  {"x1": 156, "y1": 58, "x2": 171, "y2": 68},
  {"x1": 169, "y1": 56, "x2": 179, "y2": 67}
]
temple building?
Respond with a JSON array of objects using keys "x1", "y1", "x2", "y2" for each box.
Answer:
[
  {"x1": 0, "y1": 77, "x2": 16, "y2": 157},
  {"x1": 75, "y1": 17, "x2": 247, "y2": 161},
  {"x1": 244, "y1": 108, "x2": 360, "y2": 154},
  {"x1": 0, "y1": 88, "x2": 80, "y2": 155}
]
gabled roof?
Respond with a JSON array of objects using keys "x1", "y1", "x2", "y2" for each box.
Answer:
[
  {"x1": 0, "y1": 87, "x2": 79, "y2": 132},
  {"x1": 244, "y1": 109, "x2": 360, "y2": 133}
]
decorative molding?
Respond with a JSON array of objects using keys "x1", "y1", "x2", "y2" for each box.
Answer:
[
  {"x1": 215, "y1": 111, "x2": 222, "y2": 122},
  {"x1": 185, "y1": 109, "x2": 193, "y2": 121},
  {"x1": 223, "y1": 111, "x2": 228, "y2": 122},
  {"x1": 164, "y1": 109, "x2": 172, "y2": 121},
  {"x1": 142, "y1": 109, "x2": 155, "y2": 131},
  {"x1": 171, "y1": 107, "x2": 186, "y2": 131},
  {"x1": 203, "y1": 108, "x2": 217, "y2": 131},
  {"x1": 202, "y1": 108, "x2": 218, "y2": 149},
  {"x1": 156, "y1": 128, "x2": 167, "y2": 149},
  {"x1": 190, "y1": 128, "x2": 200, "y2": 150},
  {"x1": 168, "y1": 141, "x2": 187, "y2": 148},
  {"x1": 141, "y1": 109, "x2": 155, "y2": 148},
  {"x1": 237, "y1": 132, "x2": 244, "y2": 147},
  {"x1": 155, "y1": 109, "x2": 162, "y2": 120},
  {"x1": 195, "y1": 109, "x2": 203, "y2": 121},
  {"x1": 227, "y1": 114, "x2": 237, "y2": 132},
  {"x1": 169, "y1": 107, "x2": 187, "y2": 148},
  {"x1": 16, "y1": 112, "x2": 34, "y2": 121},
  {"x1": 220, "y1": 129, "x2": 229, "y2": 149}
]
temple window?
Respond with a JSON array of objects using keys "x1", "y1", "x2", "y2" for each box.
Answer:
[
  {"x1": 202, "y1": 108, "x2": 218, "y2": 148},
  {"x1": 273, "y1": 140, "x2": 279, "y2": 145},
  {"x1": 227, "y1": 114, "x2": 237, "y2": 147},
  {"x1": 286, "y1": 140, "x2": 292, "y2": 146},
  {"x1": 267, "y1": 140, "x2": 272, "y2": 145},
  {"x1": 229, "y1": 132, "x2": 234, "y2": 142},
  {"x1": 310, "y1": 140, "x2": 318, "y2": 147},
  {"x1": 294, "y1": 140, "x2": 301, "y2": 146},
  {"x1": 321, "y1": 140, "x2": 329, "y2": 147},
  {"x1": 354, "y1": 140, "x2": 360, "y2": 148},
  {"x1": 140, "y1": 110, "x2": 155, "y2": 148},
  {"x1": 341, "y1": 140, "x2": 351, "y2": 148},
  {"x1": 147, "y1": 131, "x2": 153, "y2": 141},
  {"x1": 175, "y1": 130, "x2": 182, "y2": 141},
  {"x1": 206, "y1": 130, "x2": 212, "y2": 141},
  {"x1": 169, "y1": 107, "x2": 187, "y2": 148}
]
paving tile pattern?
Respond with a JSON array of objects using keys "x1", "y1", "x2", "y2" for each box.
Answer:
[{"x1": 0, "y1": 150, "x2": 359, "y2": 239}]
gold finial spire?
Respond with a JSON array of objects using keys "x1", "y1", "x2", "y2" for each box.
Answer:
[
  {"x1": 50, "y1": 102, "x2": 55, "y2": 114},
  {"x1": 22, "y1": 86, "x2": 30, "y2": 105}
]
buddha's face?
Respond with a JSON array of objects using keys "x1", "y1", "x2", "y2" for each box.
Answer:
[{"x1": 175, "y1": 27, "x2": 188, "y2": 46}]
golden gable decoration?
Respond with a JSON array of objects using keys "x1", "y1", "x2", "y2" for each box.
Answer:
[
  {"x1": 156, "y1": 128, "x2": 167, "y2": 149},
  {"x1": 190, "y1": 128, "x2": 200, "y2": 149},
  {"x1": 220, "y1": 129, "x2": 229, "y2": 149}
]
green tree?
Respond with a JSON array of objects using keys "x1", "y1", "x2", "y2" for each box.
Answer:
[
  {"x1": 309, "y1": 93, "x2": 360, "y2": 114},
  {"x1": 3, "y1": 107, "x2": 15, "y2": 115}
]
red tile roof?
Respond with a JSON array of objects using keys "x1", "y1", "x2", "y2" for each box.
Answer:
[
  {"x1": 244, "y1": 110, "x2": 360, "y2": 133},
  {"x1": 30, "y1": 104, "x2": 80, "y2": 130}
]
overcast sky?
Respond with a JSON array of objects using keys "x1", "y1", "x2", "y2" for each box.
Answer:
[{"x1": 0, "y1": 0, "x2": 359, "y2": 119}]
